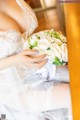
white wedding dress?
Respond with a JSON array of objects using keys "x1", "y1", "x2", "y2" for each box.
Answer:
[
  {"x1": 0, "y1": 0, "x2": 72, "y2": 120},
  {"x1": 0, "y1": 30, "x2": 72, "y2": 120}
]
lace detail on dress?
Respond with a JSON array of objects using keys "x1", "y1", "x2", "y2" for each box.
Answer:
[
  {"x1": 16, "y1": 0, "x2": 38, "y2": 36},
  {"x1": 0, "y1": 30, "x2": 24, "y2": 58}
]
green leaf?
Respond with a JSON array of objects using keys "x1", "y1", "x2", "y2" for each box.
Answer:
[
  {"x1": 29, "y1": 45, "x2": 34, "y2": 49},
  {"x1": 28, "y1": 41, "x2": 38, "y2": 49},
  {"x1": 53, "y1": 57, "x2": 65, "y2": 66},
  {"x1": 58, "y1": 43, "x2": 62, "y2": 46},
  {"x1": 47, "y1": 47, "x2": 51, "y2": 50},
  {"x1": 33, "y1": 41, "x2": 38, "y2": 47},
  {"x1": 53, "y1": 32, "x2": 61, "y2": 39},
  {"x1": 36, "y1": 35, "x2": 40, "y2": 40}
]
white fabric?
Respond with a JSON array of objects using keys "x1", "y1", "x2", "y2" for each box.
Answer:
[
  {"x1": 0, "y1": 30, "x2": 72, "y2": 120},
  {"x1": 0, "y1": 30, "x2": 23, "y2": 58}
]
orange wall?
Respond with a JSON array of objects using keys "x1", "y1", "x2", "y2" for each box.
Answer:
[{"x1": 64, "y1": 3, "x2": 80, "y2": 120}]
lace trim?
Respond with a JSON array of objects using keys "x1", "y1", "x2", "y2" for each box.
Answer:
[
  {"x1": 0, "y1": 30, "x2": 24, "y2": 58},
  {"x1": 16, "y1": 0, "x2": 38, "y2": 36}
]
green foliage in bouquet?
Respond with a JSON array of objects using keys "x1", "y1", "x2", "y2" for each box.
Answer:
[
  {"x1": 28, "y1": 37, "x2": 38, "y2": 49},
  {"x1": 53, "y1": 57, "x2": 65, "y2": 66}
]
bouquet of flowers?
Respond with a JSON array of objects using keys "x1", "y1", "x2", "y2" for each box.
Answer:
[{"x1": 24, "y1": 29, "x2": 68, "y2": 66}]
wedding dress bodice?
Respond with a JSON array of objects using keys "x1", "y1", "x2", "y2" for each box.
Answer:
[{"x1": 0, "y1": 30, "x2": 23, "y2": 58}]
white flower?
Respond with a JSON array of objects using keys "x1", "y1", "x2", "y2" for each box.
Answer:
[{"x1": 23, "y1": 29, "x2": 68, "y2": 66}]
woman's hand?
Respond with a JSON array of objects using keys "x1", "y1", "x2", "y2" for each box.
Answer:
[
  {"x1": 0, "y1": 50, "x2": 47, "y2": 70},
  {"x1": 15, "y1": 50, "x2": 47, "y2": 69}
]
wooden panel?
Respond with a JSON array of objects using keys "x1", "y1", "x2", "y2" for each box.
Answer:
[
  {"x1": 25, "y1": 0, "x2": 41, "y2": 8},
  {"x1": 35, "y1": 8, "x2": 60, "y2": 33},
  {"x1": 64, "y1": 3, "x2": 80, "y2": 120}
]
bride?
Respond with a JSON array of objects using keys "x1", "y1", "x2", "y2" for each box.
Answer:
[{"x1": 0, "y1": 0, "x2": 72, "y2": 120}]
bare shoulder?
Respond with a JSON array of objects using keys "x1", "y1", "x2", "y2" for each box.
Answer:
[{"x1": 0, "y1": 12, "x2": 21, "y2": 32}]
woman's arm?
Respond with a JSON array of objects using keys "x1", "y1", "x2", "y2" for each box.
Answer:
[{"x1": 0, "y1": 50, "x2": 47, "y2": 70}]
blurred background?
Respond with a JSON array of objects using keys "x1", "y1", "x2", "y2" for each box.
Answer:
[
  {"x1": 24, "y1": 0, "x2": 65, "y2": 34},
  {"x1": 25, "y1": 0, "x2": 56, "y2": 10}
]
